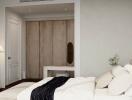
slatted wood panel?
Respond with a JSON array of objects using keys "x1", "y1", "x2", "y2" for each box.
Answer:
[
  {"x1": 53, "y1": 21, "x2": 67, "y2": 66},
  {"x1": 26, "y1": 21, "x2": 40, "y2": 79},
  {"x1": 67, "y1": 20, "x2": 74, "y2": 43},
  {"x1": 40, "y1": 21, "x2": 53, "y2": 78},
  {"x1": 26, "y1": 20, "x2": 74, "y2": 78},
  {"x1": 66, "y1": 20, "x2": 74, "y2": 66}
]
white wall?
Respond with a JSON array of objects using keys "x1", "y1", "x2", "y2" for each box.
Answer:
[
  {"x1": 80, "y1": 0, "x2": 132, "y2": 77},
  {"x1": 21, "y1": 21, "x2": 26, "y2": 79},
  {"x1": 74, "y1": 0, "x2": 80, "y2": 77},
  {"x1": 0, "y1": 4, "x2": 5, "y2": 88}
]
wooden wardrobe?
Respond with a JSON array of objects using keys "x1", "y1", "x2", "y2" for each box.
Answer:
[{"x1": 26, "y1": 20, "x2": 74, "y2": 79}]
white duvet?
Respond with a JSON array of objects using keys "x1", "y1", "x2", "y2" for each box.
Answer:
[
  {"x1": 17, "y1": 77, "x2": 95, "y2": 100},
  {"x1": 95, "y1": 88, "x2": 132, "y2": 100},
  {"x1": 17, "y1": 77, "x2": 132, "y2": 100}
]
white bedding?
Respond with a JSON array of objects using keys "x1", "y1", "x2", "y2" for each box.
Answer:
[
  {"x1": 95, "y1": 88, "x2": 132, "y2": 100},
  {"x1": 17, "y1": 77, "x2": 95, "y2": 100},
  {"x1": 17, "y1": 77, "x2": 132, "y2": 100},
  {"x1": 0, "y1": 82, "x2": 34, "y2": 100}
]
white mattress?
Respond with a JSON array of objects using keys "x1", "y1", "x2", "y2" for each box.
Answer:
[
  {"x1": 17, "y1": 77, "x2": 95, "y2": 100},
  {"x1": 94, "y1": 88, "x2": 132, "y2": 100}
]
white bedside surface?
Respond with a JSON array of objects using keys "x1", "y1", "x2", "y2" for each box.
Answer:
[{"x1": 43, "y1": 66, "x2": 74, "y2": 78}]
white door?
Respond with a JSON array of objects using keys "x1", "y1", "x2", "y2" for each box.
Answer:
[{"x1": 6, "y1": 18, "x2": 21, "y2": 85}]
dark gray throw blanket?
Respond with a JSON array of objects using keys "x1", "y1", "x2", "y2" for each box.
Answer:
[{"x1": 31, "y1": 77, "x2": 69, "y2": 100}]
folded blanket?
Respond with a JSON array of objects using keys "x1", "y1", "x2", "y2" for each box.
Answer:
[{"x1": 31, "y1": 77, "x2": 69, "y2": 100}]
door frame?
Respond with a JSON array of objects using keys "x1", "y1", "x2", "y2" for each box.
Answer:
[
  {"x1": 5, "y1": 11, "x2": 22, "y2": 85},
  {"x1": 74, "y1": 0, "x2": 80, "y2": 77}
]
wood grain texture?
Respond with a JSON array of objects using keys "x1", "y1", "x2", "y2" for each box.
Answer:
[
  {"x1": 26, "y1": 20, "x2": 74, "y2": 78},
  {"x1": 26, "y1": 21, "x2": 40, "y2": 79},
  {"x1": 66, "y1": 20, "x2": 74, "y2": 66},
  {"x1": 53, "y1": 20, "x2": 67, "y2": 66},
  {"x1": 40, "y1": 21, "x2": 53, "y2": 78},
  {"x1": 67, "y1": 20, "x2": 74, "y2": 43}
]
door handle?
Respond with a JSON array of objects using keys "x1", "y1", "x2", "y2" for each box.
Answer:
[{"x1": 8, "y1": 57, "x2": 12, "y2": 60}]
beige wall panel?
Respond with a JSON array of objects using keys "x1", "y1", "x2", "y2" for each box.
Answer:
[
  {"x1": 53, "y1": 20, "x2": 67, "y2": 66},
  {"x1": 40, "y1": 21, "x2": 53, "y2": 78},
  {"x1": 67, "y1": 20, "x2": 74, "y2": 43},
  {"x1": 67, "y1": 20, "x2": 74, "y2": 66},
  {"x1": 26, "y1": 21, "x2": 40, "y2": 79}
]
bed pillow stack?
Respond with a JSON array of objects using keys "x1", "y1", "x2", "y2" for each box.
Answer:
[
  {"x1": 112, "y1": 65, "x2": 128, "y2": 77},
  {"x1": 124, "y1": 64, "x2": 132, "y2": 96},
  {"x1": 96, "y1": 71, "x2": 114, "y2": 89},
  {"x1": 108, "y1": 64, "x2": 132, "y2": 96},
  {"x1": 96, "y1": 64, "x2": 132, "y2": 96},
  {"x1": 124, "y1": 64, "x2": 132, "y2": 74},
  {"x1": 95, "y1": 65, "x2": 125, "y2": 89}
]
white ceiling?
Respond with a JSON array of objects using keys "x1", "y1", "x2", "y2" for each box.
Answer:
[{"x1": 8, "y1": 3, "x2": 74, "y2": 16}]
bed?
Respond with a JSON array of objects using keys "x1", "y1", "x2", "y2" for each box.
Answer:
[
  {"x1": 17, "y1": 77, "x2": 132, "y2": 100},
  {"x1": 17, "y1": 77, "x2": 95, "y2": 100},
  {"x1": 94, "y1": 88, "x2": 132, "y2": 100}
]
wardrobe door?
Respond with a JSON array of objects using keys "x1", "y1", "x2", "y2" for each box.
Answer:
[
  {"x1": 67, "y1": 20, "x2": 74, "y2": 66},
  {"x1": 40, "y1": 21, "x2": 53, "y2": 78},
  {"x1": 53, "y1": 21, "x2": 67, "y2": 66},
  {"x1": 26, "y1": 21, "x2": 40, "y2": 79},
  {"x1": 67, "y1": 20, "x2": 74, "y2": 44}
]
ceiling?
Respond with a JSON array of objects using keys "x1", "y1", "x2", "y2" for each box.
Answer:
[{"x1": 8, "y1": 3, "x2": 74, "y2": 16}]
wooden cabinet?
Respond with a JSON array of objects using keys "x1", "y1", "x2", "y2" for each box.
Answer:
[
  {"x1": 66, "y1": 20, "x2": 74, "y2": 66},
  {"x1": 53, "y1": 21, "x2": 67, "y2": 66},
  {"x1": 40, "y1": 21, "x2": 53, "y2": 78},
  {"x1": 26, "y1": 21, "x2": 40, "y2": 79},
  {"x1": 26, "y1": 20, "x2": 74, "y2": 79}
]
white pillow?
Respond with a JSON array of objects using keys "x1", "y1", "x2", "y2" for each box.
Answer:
[
  {"x1": 112, "y1": 65, "x2": 128, "y2": 77},
  {"x1": 124, "y1": 64, "x2": 132, "y2": 74},
  {"x1": 108, "y1": 73, "x2": 132, "y2": 95},
  {"x1": 125, "y1": 86, "x2": 132, "y2": 96},
  {"x1": 96, "y1": 71, "x2": 113, "y2": 89}
]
